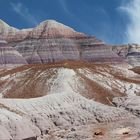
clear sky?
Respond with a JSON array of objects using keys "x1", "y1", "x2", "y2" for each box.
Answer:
[{"x1": 0, "y1": 0, "x2": 140, "y2": 44}]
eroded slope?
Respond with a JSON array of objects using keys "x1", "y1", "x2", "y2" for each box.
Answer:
[
  {"x1": 0, "y1": 62, "x2": 139, "y2": 139},
  {"x1": 0, "y1": 62, "x2": 140, "y2": 104}
]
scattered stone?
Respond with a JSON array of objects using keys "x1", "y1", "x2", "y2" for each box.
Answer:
[
  {"x1": 94, "y1": 130, "x2": 104, "y2": 136},
  {"x1": 71, "y1": 128, "x2": 76, "y2": 131}
]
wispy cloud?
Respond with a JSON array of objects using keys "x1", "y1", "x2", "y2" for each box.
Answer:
[
  {"x1": 10, "y1": 2, "x2": 39, "y2": 26},
  {"x1": 58, "y1": 0, "x2": 94, "y2": 33},
  {"x1": 58, "y1": 0, "x2": 74, "y2": 18},
  {"x1": 59, "y1": 0, "x2": 69, "y2": 14},
  {"x1": 119, "y1": 0, "x2": 140, "y2": 43},
  {"x1": 58, "y1": 0, "x2": 115, "y2": 44}
]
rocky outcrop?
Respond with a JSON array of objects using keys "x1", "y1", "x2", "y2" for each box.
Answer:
[
  {"x1": 11, "y1": 37, "x2": 123, "y2": 64},
  {"x1": 0, "y1": 19, "x2": 125, "y2": 65},
  {"x1": 0, "y1": 39, "x2": 27, "y2": 66},
  {"x1": 112, "y1": 44, "x2": 140, "y2": 66},
  {"x1": 0, "y1": 19, "x2": 18, "y2": 36},
  {"x1": 113, "y1": 96, "x2": 140, "y2": 118}
]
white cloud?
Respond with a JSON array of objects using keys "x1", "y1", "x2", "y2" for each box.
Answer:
[
  {"x1": 10, "y1": 2, "x2": 39, "y2": 26},
  {"x1": 119, "y1": 0, "x2": 140, "y2": 43}
]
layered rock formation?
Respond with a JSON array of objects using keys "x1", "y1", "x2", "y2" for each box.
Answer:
[
  {"x1": 0, "y1": 19, "x2": 18, "y2": 36},
  {"x1": 113, "y1": 44, "x2": 140, "y2": 66},
  {"x1": 0, "y1": 39, "x2": 27, "y2": 66},
  {"x1": 0, "y1": 19, "x2": 125, "y2": 65}
]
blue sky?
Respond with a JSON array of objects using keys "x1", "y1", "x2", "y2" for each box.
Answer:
[{"x1": 0, "y1": 0, "x2": 139, "y2": 44}]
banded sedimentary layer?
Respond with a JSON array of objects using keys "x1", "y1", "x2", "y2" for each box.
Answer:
[
  {"x1": 0, "y1": 19, "x2": 126, "y2": 65},
  {"x1": 113, "y1": 44, "x2": 140, "y2": 66},
  {"x1": 0, "y1": 39, "x2": 27, "y2": 66}
]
